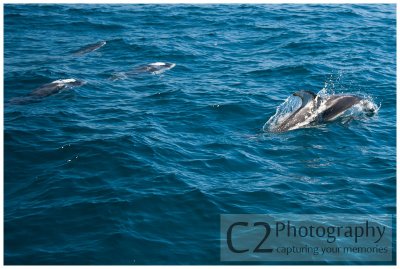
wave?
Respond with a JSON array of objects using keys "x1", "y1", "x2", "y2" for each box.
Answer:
[{"x1": 4, "y1": 13, "x2": 24, "y2": 18}]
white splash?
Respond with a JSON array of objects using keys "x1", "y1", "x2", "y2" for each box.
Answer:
[{"x1": 263, "y1": 95, "x2": 302, "y2": 132}]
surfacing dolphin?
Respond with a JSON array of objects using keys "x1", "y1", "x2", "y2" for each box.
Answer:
[
  {"x1": 72, "y1": 41, "x2": 107, "y2": 56},
  {"x1": 9, "y1": 79, "x2": 85, "y2": 105},
  {"x1": 109, "y1": 62, "x2": 176, "y2": 81},
  {"x1": 266, "y1": 90, "x2": 376, "y2": 132}
]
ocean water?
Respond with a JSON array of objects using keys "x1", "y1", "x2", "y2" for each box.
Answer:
[{"x1": 4, "y1": 4, "x2": 396, "y2": 265}]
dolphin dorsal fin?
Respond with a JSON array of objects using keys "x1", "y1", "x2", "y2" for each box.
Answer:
[{"x1": 293, "y1": 90, "x2": 317, "y2": 108}]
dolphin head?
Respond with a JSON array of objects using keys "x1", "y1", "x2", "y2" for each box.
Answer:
[
  {"x1": 165, "y1": 63, "x2": 176, "y2": 69},
  {"x1": 359, "y1": 99, "x2": 378, "y2": 116},
  {"x1": 70, "y1": 80, "x2": 86, "y2": 86}
]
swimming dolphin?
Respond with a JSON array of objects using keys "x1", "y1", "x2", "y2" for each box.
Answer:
[
  {"x1": 9, "y1": 78, "x2": 85, "y2": 105},
  {"x1": 134, "y1": 62, "x2": 176, "y2": 74},
  {"x1": 72, "y1": 41, "x2": 106, "y2": 56},
  {"x1": 267, "y1": 90, "x2": 374, "y2": 132},
  {"x1": 110, "y1": 62, "x2": 176, "y2": 81}
]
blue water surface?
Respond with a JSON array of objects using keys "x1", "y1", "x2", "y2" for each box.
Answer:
[{"x1": 4, "y1": 4, "x2": 396, "y2": 265}]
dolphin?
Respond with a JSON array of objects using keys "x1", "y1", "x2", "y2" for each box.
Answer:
[
  {"x1": 72, "y1": 41, "x2": 106, "y2": 56},
  {"x1": 109, "y1": 62, "x2": 176, "y2": 81},
  {"x1": 133, "y1": 62, "x2": 176, "y2": 75},
  {"x1": 8, "y1": 78, "x2": 85, "y2": 105},
  {"x1": 268, "y1": 90, "x2": 373, "y2": 132}
]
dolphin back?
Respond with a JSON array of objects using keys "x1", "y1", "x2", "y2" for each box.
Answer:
[
  {"x1": 72, "y1": 41, "x2": 106, "y2": 56},
  {"x1": 320, "y1": 95, "x2": 362, "y2": 121},
  {"x1": 9, "y1": 78, "x2": 85, "y2": 105}
]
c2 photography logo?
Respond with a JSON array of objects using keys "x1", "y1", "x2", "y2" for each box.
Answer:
[{"x1": 220, "y1": 214, "x2": 393, "y2": 263}]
